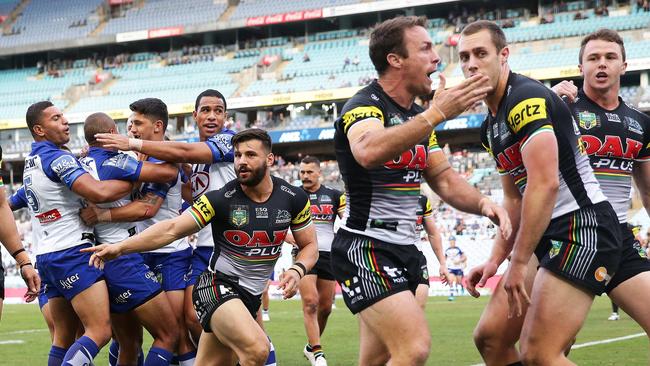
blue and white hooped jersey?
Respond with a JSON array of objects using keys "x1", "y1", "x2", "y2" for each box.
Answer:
[
  {"x1": 191, "y1": 129, "x2": 236, "y2": 248},
  {"x1": 23, "y1": 141, "x2": 94, "y2": 255},
  {"x1": 138, "y1": 156, "x2": 189, "y2": 253},
  {"x1": 80, "y1": 147, "x2": 143, "y2": 244}
]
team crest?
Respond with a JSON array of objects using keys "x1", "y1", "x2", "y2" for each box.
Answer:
[
  {"x1": 578, "y1": 111, "x2": 598, "y2": 130},
  {"x1": 548, "y1": 240, "x2": 562, "y2": 258},
  {"x1": 388, "y1": 114, "x2": 403, "y2": 126},
  {"x1": 230, "y1": 205, "x2": 248, "y2": 227},
  {"x1": 633, "y1": 242, "x2": 648, "y2": 259}
]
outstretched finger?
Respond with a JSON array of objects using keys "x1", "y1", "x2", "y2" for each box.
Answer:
[{"x1": 434, "y1": 73, "x2": 447, "y2": 97}]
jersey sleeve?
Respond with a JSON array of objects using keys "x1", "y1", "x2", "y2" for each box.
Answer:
[
  {"x1": 428, "y1": 132, "x2": 441, "y2": 153},
  {"x1": 505, "y1": 85, "x2": 556, "y2": 151},
  {"x1": 423, "y1": 196, "x2": 433, "y2": 219},
  {"x1": 205, "y1": 131, "x2": 234, "y2": 164},
  {"x1": 635, "y1": 114, "x2": 650, "y2": 162},
  {"x1": 9, "y1": 186, "x2": 27, "y2": 210},
  {"x1": 290, "y1": 189, "x2": 312, "y2": 232},
  {"x1": 335, "y1": 190, "x2": 346, "y2": 214},
  {"x1": 187, "y1": 190, "x2": 219, "y2": 229},
  {"x1": 47, "y1": 151, "x2": 87, "y2": 188},
  {"x1": 100, "y1": 153, "x2": 143, "y2": 181},
  {"x1": 338, "y1": 96, "x2": 385, "y2": 135}
]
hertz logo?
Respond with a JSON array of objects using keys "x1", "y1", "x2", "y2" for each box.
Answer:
[{"x1": 507, "y1": 98, "x2": 547, "y2": 133}]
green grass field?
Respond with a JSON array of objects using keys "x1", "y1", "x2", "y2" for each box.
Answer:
[{"x1": 0, "y1": 296, "x2": 647, "y2": 365}]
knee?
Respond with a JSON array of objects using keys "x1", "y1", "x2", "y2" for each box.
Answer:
[
  {"x1": 243, "y1": 340, "x2": 270, "y2": 366},
  {"x1": 408, "y1": 337, "x2": 431, "y2": 364},
  {"x1": 318, "y1": 303, "x2": 332, "y2": 318},
  {"x1": 302, "y1": 298, "x2": 318, "y2": 315},
  {"x1": 473, "y1": 323, "x2": 503, "y2": 354}
]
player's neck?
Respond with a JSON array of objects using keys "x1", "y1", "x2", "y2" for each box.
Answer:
[
  {"x1": 303, "y1": 183, "x2": 321, "y2": 193},
  {"x1": 241, "y1": 175, "x2": 274, "y2": 202},
  {"x1": 377, "y1": 74, "x2": 415, "y2": 110},
  {"x1": 486, "y1": 66, "x2": 510, "y2": 116},
  {"x1": 584, "y1": 84, "x2": 620, "y2": 110}
]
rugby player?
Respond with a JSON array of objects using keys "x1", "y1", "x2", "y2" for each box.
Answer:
[
  {"x1": 23, "y1": 101, "x2": 133, "y2": 365},
  {"x1": 457, "y1": 21, "x2": 624, "y2": 365},
  {"x1": 444, "y1": 236, "x2": 466, "y2": 301},
  {"x1": 94, "y1": 89, "x2": 236, "y2": 345},
  {"x1": 83, "y1": 128, "x2": 318, "y2": 366},
  {"x1": 552, "y1": 28, "x2": 650, "y2": 336},
  {"x1": 414, "y1": 194, "x2": 448, "y2": 309},
  {"x1": 79, "y1": 99, "x2": 197, "y2": 365},
  {"x1": 0, "y1": 146, "x2": 40, "y2": 319},
  {"x1": 80, "y1": 112, "x2": 181, "y2": 365},
  {"x1": 332, "y1": 16, "x2": 511, "y2": 365},
  {"x1": 296, "y1": 155, "x2": 345, "y2": 366}
]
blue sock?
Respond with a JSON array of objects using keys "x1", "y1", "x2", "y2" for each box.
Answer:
[
  {"x1": 108, "y1": 340, "x2": 119, "y2": 366},
  {"x1": 48, "y1": 345, "x2": 67, "y2": 366},
  {"x1": 138, "y1": 348, "x2": 145, "y2": 366},
  {"x1": 178, "y1": 351, "x2": 196, "y2": 366},
  {"x1": 266, "y1": 336, "x2": 276, "y2": 366},
  {"x1": 144, "y1": 346, "x2": 173, "y2": 366},
  {"x1": 62, "y1": 336, "x2": 99, "y2": 365}
]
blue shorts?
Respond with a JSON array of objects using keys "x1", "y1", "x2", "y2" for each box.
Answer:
[
  {"x1": 187, "y1": 247, "x2": 213, "y2": 287},
  {"x1": 36, "y1": 244, "x2": 104, "y2": 301},
  {"x1": 449, "y1": 269, "x2": 464, "y2": 277},
  {"x1": 142, "y1": 247, "x2": 192, "y2": 291},
  {"x1": 38, "y1": 277, "x2": 50, "y2": 309},
  {"x1": 104, "y1": 253, "x2": 163, "y2": 313}
]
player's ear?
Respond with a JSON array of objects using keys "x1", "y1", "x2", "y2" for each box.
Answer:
[
  {"x1": 154, "y1": 120, "x2": 163, "y2": 134},
  {"x1": 32, "y1": 124, "x2": 46, "y2": 138},
  {"x1": 267, "y1": 152, "x2": 275, "y2": 167},
  {"x1": 499, "y1": 46, "x2": 509, "y2": 65},
  {"x1": 621, "y1": 60, "x2": 627, "y2": 75},
  {"x1": 386, "y1": 52, "x2": 402, "y2": 70}
]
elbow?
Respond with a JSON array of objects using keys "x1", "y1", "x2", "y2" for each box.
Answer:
[
  {"x1": 161, "y1": 166, "x2": 179, "y2": 183},
  {"x1": 354, "y1": 150, "x2": 383, "y2": 169},
  {"x1": 90, "y1": 190, "x2": 113, "y2": 204},
  {"x1": 140, "y1": 206, "x2": 158, "y2": 220}
]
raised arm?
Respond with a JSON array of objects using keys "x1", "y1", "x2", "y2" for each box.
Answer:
[
  {"x1": 95, "y1": 134, "x2": 215, "y2": 164},
  {"x1": 347, "y1": 74, "x2": 492, "y2": 168},
  {"x1": 80, "y1": 191, "x2": 163, "y2": 226},
  {"x1": 138, "y1": 161, "x2": 179, "y2": 184}
]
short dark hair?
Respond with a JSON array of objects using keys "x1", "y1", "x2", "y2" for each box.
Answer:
[
  {"x1": 300, "y1": 155, "x2": 321, "y2": 166},
  {"x1": 129, "y1": 98, "x2": 168, "y2": 131},
  {"x1": 194, "y1": 89, "x2": 227, "y2": 112},
  {"x1": 461, "y1": 20, "x2": 507, "y2": 51},
  {"x1": 84, "y1": 112, "x2": 115, "y2": 144},
  {"x1": 232, "y1": 128, "x2": 272, "y2": 153},
  {"x1": 369, "y1": 16, "x2": 427, "y2": 75},
  {"x1": 579, "y1": 28, "x2": 626, "y2": 64},
  {"x1": 26, "y1": 101, "x2": 54, "y2": 138}
]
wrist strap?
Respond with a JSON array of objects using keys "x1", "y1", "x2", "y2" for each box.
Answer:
[
  {"x1": 11, "y1": 248, "x2": 25, "y2": 258},
  {"x1": 20, "y1": 262, "x2": 33, "y2": 270},
  {"x1": 128, "y1": 138, "x2": 143, "y2": 152},
  {"x1": 288, "y1": 267, "x2": 303, "y2": 279},
  {"x1": 293, "y1": 262, "x2": 307, "y2": 275}
]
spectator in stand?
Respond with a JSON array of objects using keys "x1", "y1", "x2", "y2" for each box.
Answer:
[
  {"x1": 352, "y1": 55, "x2": 360, "y2": 67},
  {"x1": 303, "y1": 52, "x2": 311, "y2": 62},
  {"x1": 343, "y1": 56, "x2": 350, "y2": 70}
]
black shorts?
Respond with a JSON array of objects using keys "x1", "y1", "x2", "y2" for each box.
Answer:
[
  {"x1": 0, "y1": 259, "x2": 4, "y2": 299},
  {"x1": 307, "y1": 251, "x2": 335, "y2": 281},
  {"x1": 416, "y1": 251, "x2": 429, "y2": 286},
  {"x1": 606, "y1": 224, "x2": 650, "y2": 292},
  {"x1": 331, "y1": 229, "x2": 422, "y2": 314},
  {"x1": 192, "y1": 270, "x2": 261, "y2": 332},
  {"x1": 534, "y1": 202, "x2": 622, "y2": 296}
]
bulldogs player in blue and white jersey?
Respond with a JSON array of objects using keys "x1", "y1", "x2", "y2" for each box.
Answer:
[
  {"x1": 80, "y1": 99, "x2": 196, "y2": 365},
  {"x1": 23, "y1": 101, "x2": 134, "y2": 365},
  {"x1": 0, "y1": 146, "x2": 40, "y2": 319},
  {"x1": 80, "y1": 112, "x2": 182, "y2": 366},
  {"x1": 94, "y1": 91, "x2": 236, "y2": 347}
]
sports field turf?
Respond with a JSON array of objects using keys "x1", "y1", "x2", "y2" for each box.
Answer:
[{"x1": 0, "y1": 295, "x2": 647, "y2": 365}]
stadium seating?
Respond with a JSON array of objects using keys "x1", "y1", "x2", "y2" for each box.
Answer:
[
  {"x1": 0, "y1": 0, "x2": 18, "y2": 16},
  {"x1": 0, "y1": 0, "x2": 102, "y2": 48},
  {"x1": 101, "y1": 0, "x2": 228, "y2": 35},
  {"x1": 229, "y1": 0, "x2": 361, "y2": 20}
]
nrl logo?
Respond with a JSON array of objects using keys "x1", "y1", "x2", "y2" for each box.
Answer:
[
  {"x1": 578, "y1": 111, "x2": 598, "y2": 130},
  {"x1": 230, "y1": 205, "x2": 248, "y2": 227}
]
